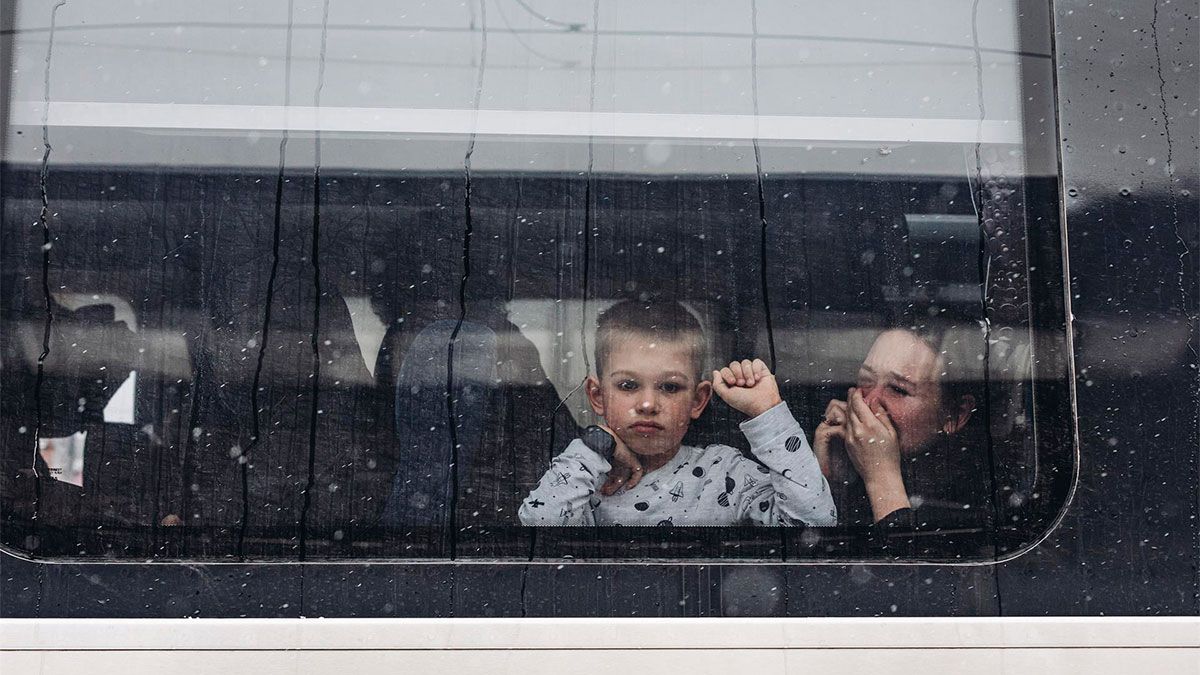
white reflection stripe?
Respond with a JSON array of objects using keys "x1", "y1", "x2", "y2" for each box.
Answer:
[{"x1": 10, "y1": 101, "x2": 1022, "y2": 144}]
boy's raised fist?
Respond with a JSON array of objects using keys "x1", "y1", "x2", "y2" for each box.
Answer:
[{"x1": 712, "y1": 358, "x2": 783, "y2": 418}]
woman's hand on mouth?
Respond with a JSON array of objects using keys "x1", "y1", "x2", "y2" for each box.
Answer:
[{"x1": 843, "y1": 388, "x2": 910, "y2": 522}]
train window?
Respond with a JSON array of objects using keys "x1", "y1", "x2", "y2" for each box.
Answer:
[{"x1": 1, "y1": 0, "x2": 1072, "y2": 562}]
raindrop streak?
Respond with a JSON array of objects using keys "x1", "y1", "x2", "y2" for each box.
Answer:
[
  {"x1": 749, "y1": 0, "x2": 777, "y2": 372},
  {"x1": 512, "y1": 0, "x2": 585, "y2": 32},
  {"x1": 752, "y1": 0, "x2": 787, "y2": 578},
  {"x1": 527, "y1": 0, "x2": 600, "y2": 590},
  {"x1": 580, "y1": 0, "x2": 600, "y2": 384},
  {"x1": 970, "y1": 0, "x2": 1004, "y2": 613},
  {"x1": 546, "y1": 0, "x2": 600, "y2": 520},
  {"x1": 969, "y1": 0, "x2": 990, "y2": 308},
  {"x1": 519, "y1": 528, "x2": 538, "y2": 617},
  {"x1": 545, "y1": 376, "x2": 588, "y2": 479},
  {"x1": 180, "y1": 183, "x2": 210, "y2": 535},
  {"x1": 298, "y1": 0, "x2": 332, "y2": 563},
  {"x1": 31, "y1": 0, "x2": 68, "y2": 520},
  {"x1": 239, "y1": 0, "x2": 295, "y2": 561},
  {"x1": 1151, "y1": 0, "x2": 1196, "y2": 359},
  {"x1": 447, "y1": 0, "x2": 488, "y2": 560},
  {"x1": 493, "y1": 0, "x2": 579, "y2": 68}
]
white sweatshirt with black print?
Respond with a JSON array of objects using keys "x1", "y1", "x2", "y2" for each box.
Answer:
[{"x1": 518, "y1": 402, "x2": 836, "y2": 527}]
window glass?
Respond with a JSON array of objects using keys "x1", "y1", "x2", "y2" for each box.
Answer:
[{"x1": 0, "y1": 0, "x2": 1072, "y2": 561}]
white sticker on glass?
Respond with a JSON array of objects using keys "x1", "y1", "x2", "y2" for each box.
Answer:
[{"x1": 38, "y1": 431, "x2": 86, "y2": 487}]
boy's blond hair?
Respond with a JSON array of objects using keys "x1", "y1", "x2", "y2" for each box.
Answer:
[{"x1": 594, "y1": 300, "x2": 706, "y2": 382}]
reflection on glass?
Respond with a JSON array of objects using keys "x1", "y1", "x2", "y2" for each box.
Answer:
[{"x1": 0, "y1": 0, "x2": 1067, "y2": 561}]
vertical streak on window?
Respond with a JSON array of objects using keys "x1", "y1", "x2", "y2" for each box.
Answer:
[
  {"x1": 580, "y1": 0, "x2": 600, "y2": 380},
  {"x1": 971, "y1": 0, "x2": 1004, "y2": 597},
  {"x1": 749, "y1": 0, "x2": 777, "y2": 372},
  {"x1": 1152, "y1": 0, "x2": 1193, "y2": 353},
  {"x1": 448, "y1": 0, "x2": 488, "y2": 560},
  {"x1": 181, "y1": 183, "x2": 209, "y2": 532},
  {"x1": 545, "y1": 379, "x2": 586, "y2": 486},
  {"x1": 298, "y1": 0, "x2": 332, "y2": 562},
  {"x1": 519, "y1": 530, "x2": 536, "y2": 616},
  {"x1": 31, "y1": 0, "x2": 68, "y2": 518},
  {"x1": 750, "y1": 0, "x2": 788, "y2": 575},
  {"x1": 239, "y1": 0, "x2": 296, "y2": 561},
  {"x1": 970, "y1": 3, "x2": 991, "y2": 312},
  {"x1": 540, "y1": 3, "x2": 599, "y2": 576}
]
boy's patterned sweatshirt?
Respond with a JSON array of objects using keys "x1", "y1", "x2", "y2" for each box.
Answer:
[{"x1": 518, "y1": 402, "x2": 836, "y2": 527}]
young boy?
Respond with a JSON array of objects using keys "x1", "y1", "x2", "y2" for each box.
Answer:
[{"x1": 518, "y1": 300, "x2": 836, "y2": 527}]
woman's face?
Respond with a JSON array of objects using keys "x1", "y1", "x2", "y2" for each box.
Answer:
[{"x1": 856, "y1": 329, "x2": 947, "y2": 455}]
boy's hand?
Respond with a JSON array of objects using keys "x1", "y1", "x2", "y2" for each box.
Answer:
[
  {"x1": 712, "y1": 358, "x2": 783, "y2": 418},
  {"x1": 598, "y1": 425, "x2": 644, "y2": 496}
]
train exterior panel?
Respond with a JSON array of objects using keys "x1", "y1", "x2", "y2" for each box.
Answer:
[{"x1": 0, "y1": 0, "x2": 1196, "y2": 670}]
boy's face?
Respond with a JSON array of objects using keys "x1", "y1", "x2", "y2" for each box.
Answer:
[{"x1": 587, "y1": 335, "x2": 712, "y2": 459}]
